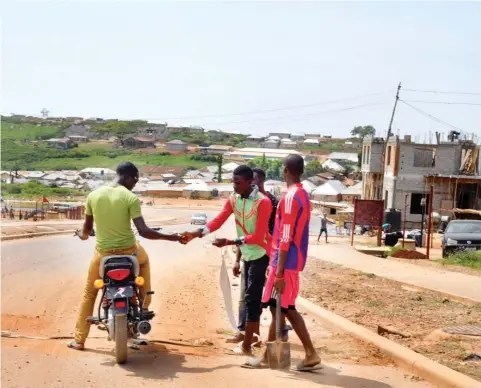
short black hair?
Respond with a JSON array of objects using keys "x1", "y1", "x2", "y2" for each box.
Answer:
[
  {"x1": 284, "y1": 154, "x2": 304, "y2": 176},
  {"x1": 116, "y1": 162, "x2": 139, "y2": 178},
  {"x1": 252, "y1": 168, "x2": 266, "y2": 181},
  {"x1": 233, "y1": 165, "x2": 254, "y2": 180}
]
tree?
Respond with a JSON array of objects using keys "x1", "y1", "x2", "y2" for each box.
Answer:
[
  {"x1": 248, "y1": 156, "x2": 283, "y2": 180},
  {"x1": 41, "y1": 108, "x2": 50, "y2": 118},
  {"x1": 351, "y1": 125, "x2": 376, "y2": 139},
  {"x1": 304, "y1": 159, "x2": 325, "y2": 178}
]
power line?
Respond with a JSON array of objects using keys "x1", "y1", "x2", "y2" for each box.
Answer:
[
  {"x1": 399, "y1": 99, "x2": 464, "y2": 132},
  {"x1": 157, "y1": 91, "x2": 391, "y2": 121},
  {"x1": 402, "y1": 100, "x2": 481, "y2": 106},
  {"x1": 203, "y1": 101, "x2": 387, "y2": 127},
  {"x1": 403, "y1": 89, "x2": 481, "y2": 96}
]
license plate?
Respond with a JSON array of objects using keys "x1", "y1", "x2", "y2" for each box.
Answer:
[
  {"x1": 465, "y1": 247, "x2": 476, "y2": 252},
  {"x1": 106, "y1": 286, "x2": 134, "y2": 299}
]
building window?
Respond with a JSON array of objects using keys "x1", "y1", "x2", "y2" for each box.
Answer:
[
  {"x1": 386, "y1": 146, "x2": 392, "y2": 165},
  {"x1": 366, "y1": 146, "x2": 371, "y2": 164},
  {"x1": 413, "y1": 148, "x2": 436, "y2": 167},
  {"x1": 410, "y1": 193, "x2": 430, "y2": 214}
]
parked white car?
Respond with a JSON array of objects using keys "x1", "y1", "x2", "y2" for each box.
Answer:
[{"x1": 191, "y1": 213, "x2": 207, "y2": 225}]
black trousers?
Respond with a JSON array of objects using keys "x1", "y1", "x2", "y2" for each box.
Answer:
[{"x1": 243, "y1": 255, "x2": 269, "y2": 322}]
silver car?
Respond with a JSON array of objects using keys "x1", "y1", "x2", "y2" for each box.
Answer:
[{"x1": 191, "y1": 213, "x2": 207, "y2": 225}]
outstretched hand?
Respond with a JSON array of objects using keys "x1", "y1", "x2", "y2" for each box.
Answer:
[
  {"x1": 212, "y1": 238, "x2": 229, "y2": 248},
  {"x1": 74, "y1": 230, "x2": 88, "y2": 241},
  {"x1": 180, "y1": 231, "x2": 197, "y2": 244}
]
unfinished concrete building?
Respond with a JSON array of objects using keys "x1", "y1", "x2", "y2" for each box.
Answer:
[{"x1": 362, "y1": 134, "x2": 481, "y2": 228}]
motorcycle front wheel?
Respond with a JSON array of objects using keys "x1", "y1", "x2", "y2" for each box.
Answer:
[{"x1": 115, "y1": 314, "x2": 128, "y2": 364}]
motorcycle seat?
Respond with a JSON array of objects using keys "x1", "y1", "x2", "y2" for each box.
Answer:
[{"x1": 99, "y1": 255, "x2": 140, "y2": 278}]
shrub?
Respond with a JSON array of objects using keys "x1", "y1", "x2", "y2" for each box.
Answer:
[{"x1": 443, "y1": 251, "x2": 481, "y2": 269}]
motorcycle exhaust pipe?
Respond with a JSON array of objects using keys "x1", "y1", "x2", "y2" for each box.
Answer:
[{"x1": 136, "y1": 321, "x2": 152, "y2": 335}]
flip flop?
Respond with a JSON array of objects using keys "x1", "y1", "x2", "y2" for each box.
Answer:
[
  {"x1": 230, "y1": 344, "x2": 252, "y2": 356},
  {"x1": 293, "y1": 361, "x2": 323, "y2": 372},
  {"x1": 226, "y1": 332, "x2": 245, "y2": 344},
  {"x1": 67, "y1": 341, "x2": 84, "y2": 351},
  {"x1": 241, "y1": 357, "x2": 267, "y2": 369}
]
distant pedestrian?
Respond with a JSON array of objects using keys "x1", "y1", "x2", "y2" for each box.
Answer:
[{"x1": 317, "y1": 214, "x2": 328, "y2": 243}]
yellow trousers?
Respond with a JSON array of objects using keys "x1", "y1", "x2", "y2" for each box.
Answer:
[{"x1": 74, "y1": 242, "x2": 151, "y2": 344}]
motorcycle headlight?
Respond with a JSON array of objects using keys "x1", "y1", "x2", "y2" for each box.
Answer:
[{"x1": 446, "y1": 238, "x2": 458, "y2": 246}]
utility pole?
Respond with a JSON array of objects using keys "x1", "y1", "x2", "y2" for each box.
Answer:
[{"x1": 377, "y1": 82, "x2": 402, "y2": 200}]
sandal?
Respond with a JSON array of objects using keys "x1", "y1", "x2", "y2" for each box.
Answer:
[
  {"x1": 231, "y1": 343, "x2": 252, "y2": 355},
  {"x1": 67, "y1": 341, "x2": 84, "y2": 351},
  {"x1": 293, "y1": 360, "x2": 323, "y2": 372},
  {"x1": 241, "y1": 357, "x2": 268, "y2": 369},
  {"x1": 226, "y1": 332, "x2": 245, "y2": 344}
]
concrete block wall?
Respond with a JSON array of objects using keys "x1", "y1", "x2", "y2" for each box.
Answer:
[
  {"x1": 383, "y1": 142, "x2": 467, "y2": 227},
  {"x1": 361, "y1": 139, "x2": 384, "y2": 173}
]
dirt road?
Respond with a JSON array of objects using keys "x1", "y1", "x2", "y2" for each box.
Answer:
[{"x1": 1, "y1": 212, "x2": 433, "y2": 388}]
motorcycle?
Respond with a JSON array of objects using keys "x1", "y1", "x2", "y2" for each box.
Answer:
[{"x1": 87, "y1": 254, "x2": 155, "y2": 364}]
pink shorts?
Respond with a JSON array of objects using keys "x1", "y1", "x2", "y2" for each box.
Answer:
[{"x1": 262, "y1": 265, "x2": 300, "y2": 312}]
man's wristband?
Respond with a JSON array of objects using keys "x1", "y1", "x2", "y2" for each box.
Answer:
[{"x1": 234, "y1": 237, "x2": 245, "y2": 246}]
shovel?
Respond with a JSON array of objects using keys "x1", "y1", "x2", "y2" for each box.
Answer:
[{"x1": 266, "y1": 292, "x2": 291, "y2": 370}]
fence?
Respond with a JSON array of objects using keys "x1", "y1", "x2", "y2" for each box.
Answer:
[{"x1": 2, "y1": 200, "x2": 84, "y2": 221}]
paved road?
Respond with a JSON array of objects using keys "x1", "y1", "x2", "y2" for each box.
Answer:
[{"x1": 1, "y1": 210, "x2": 432, "y2": 388}]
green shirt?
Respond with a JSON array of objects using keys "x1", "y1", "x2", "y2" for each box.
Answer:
[{"x1": 85, "y1": 185, "x2": 141, "y2": 251}]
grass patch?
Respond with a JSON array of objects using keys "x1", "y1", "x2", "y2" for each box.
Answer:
[
  {"x1": 382, "y1": 245, "x2": 407, "y2": 258},
  {"x1": 442, "y1": 251, "x2": 481, "y2": 269},
  {"x1": 1, "y1": 180, "x2": 82, "y2": 199},
  {"x1": 364, "y1": 299, "x2": 385, "y2": 308},
  {"x1": 351, "y1": 272, "x2": 376, "y2": 278},
  {"x1": 1, "y1": 121, "x2": 64, "y2": 141},
  {"x1": 1, "y1": 140, "x2": 211, "y2": 171}
]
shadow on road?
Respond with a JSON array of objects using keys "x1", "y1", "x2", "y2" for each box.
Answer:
[
  {"x1": 278, "y1": 363, "x2": 393, "y2": 388},
  {"x1": 98, "y1": 343, "x2": 237, "y2": 381}
]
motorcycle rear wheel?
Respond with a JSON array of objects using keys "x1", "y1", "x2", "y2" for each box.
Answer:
[{"x1": 115, "y1": 314, "x2": 128, "y2": 364}]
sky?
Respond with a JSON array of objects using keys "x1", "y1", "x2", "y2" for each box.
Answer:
[{"x1": 2, "y1": 1, "x2": 481, "y2": 140}]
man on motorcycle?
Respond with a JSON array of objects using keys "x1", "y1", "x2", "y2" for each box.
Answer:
[{"x1": 68, "y1": 162, "x2": 186, "y2": 350}]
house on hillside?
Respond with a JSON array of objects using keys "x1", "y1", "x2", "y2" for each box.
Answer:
[
  {"x1": 221, "y1": 162, "x2": 239, "y2": 173},
  {"x1": 304, "y1": 139, "x2": 319, "y2": 146},
  {"x1": 64, "y1": 125, "x2": 91, "y2": 138},
  {"x1": 301, "y1": 180, "x2": 318, "y2": 196},
  {"x1": 140, "y1": 165, "x2": 184, "y2": 178},
  {"x1": 280, "y1": 139, "x2": 297, "y2": 149},
  {"x1": 65, "y1": 117, "x2": 84, "y2": 124},
  {"x1": 225, "y1": 148, "x2": 303, "y2": 161},
  {"x1": 68, "y1": 135, "x2": 88, "y2": 143},
  {"x1": 342, "y1": 181, "x2": 362, "y2": 203},
  {"x1": 205, "y1": 129, "x2": 224, "y2": 141},
  {"x1": 245, "y1": 135, "x2": 264, "y2": 146},
  {"x1": 123, "y1": 137, "x2": 156, "y2": 149},
  {"x1": 167, "y1": 125, "x2": 204, "y2": 134},
  {"x1": 80, "y1": 168, "x2": 116, "y2": 180},
  {"x1": 291, "y1": 133, "x2": 305, "y2": 141},
  {"x1": 166, "y1": 140, "x2": 188, "y2": 152},
  {"x1": 199, "y1": 145, "x2": 232, "y2": 155},
  {"x1": 322, "y1": 159, "x2": 346, "y2": 173},
  {"x1": 312, "y1": 180, "x2": 345, "y2": 202},
  {"x1": 202, "y1": 165, "x2": 221, "y2": 174},
  {"x1": 263, "y1": 138, "x2": 280, "y2": 149},
  {"x1": 268, "y1": 132, "x2": 290, "y2": 139},
  {"x1": 136, "y1": 123, "x2": 168, "y2": 140},
  {"x1": 305, "y1": 133, "x2": 321, "y2": 140},
  {"x1": 328, "y1": 152, "x2": 358, "y2": 163},
  {"x1": 47, "y1": 138, "x2": 74, "y2": 150}
]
